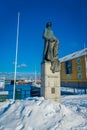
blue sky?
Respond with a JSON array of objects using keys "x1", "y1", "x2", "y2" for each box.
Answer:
[{"x1": 0, "y1": 0, "x2": 87, "y2": 73}]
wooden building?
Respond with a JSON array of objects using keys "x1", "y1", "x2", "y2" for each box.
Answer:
[{"x1": 60, "y1": 48, "x2": 87, "y2": 88}]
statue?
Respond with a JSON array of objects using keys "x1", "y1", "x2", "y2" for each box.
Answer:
[{"x1": 42, "y1": 22, "x2": 60, "y2": 73}]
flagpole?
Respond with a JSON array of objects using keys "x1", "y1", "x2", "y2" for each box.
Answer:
[
  {"x1": 35, "y1": 65, "x2": 36, "y2": 85},
  {"x1": 13, "y1": 12, "x2": 20, "y2": 101}
]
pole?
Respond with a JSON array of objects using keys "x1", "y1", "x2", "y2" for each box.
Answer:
[
  {"x1": 13, "y1": 12, "x2": 20, "y2": 101},
  {"x1": 35, "y1": 66, "x2": 36, "y2": 85}
]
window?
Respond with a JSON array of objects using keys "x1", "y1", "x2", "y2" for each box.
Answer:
[
  {"x1": 51, "y1": 88, "x2": 55, "y2": 94},
  {"x1": 76, "y1": 58, "x2": 81, "y2": 64},
  {"x1": 65, "y1": 61, "x2": 72, "y2": 74},
  {"x1": 78, "y1": 73, "x2": 82, "y2": 79},
  {"x1": 77, "y1": 66, "x2": 82, "y2": 71}
]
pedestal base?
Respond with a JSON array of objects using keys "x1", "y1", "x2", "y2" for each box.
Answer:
[{"x1": 41, "y1": 62, "x2": 61, "y2": 102}]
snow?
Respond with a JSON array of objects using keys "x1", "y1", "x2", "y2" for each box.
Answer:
[
  {"x1": 0, "y1": 91, "x2": 8, "y2": 95},
  {"x1": 0, "y1": 95, "x2": 87, "y2": 130},
  {"x1": 60, "y1": 48, "x2": 87, "y2": 62}
]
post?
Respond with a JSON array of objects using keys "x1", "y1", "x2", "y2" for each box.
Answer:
[
  {"x1": 13, "y1": 12, "x2": 20, "y2": 101},
  {"x1": 35, "y1": 66, "x2": 36, "y2": 85}
]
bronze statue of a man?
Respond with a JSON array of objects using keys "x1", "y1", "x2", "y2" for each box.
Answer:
[{"x1": 43, "y1": 22, "x2": 60, "y2": 73}]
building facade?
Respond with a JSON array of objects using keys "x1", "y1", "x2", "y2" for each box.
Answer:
[{"x1": 60, "y1": 48, "x2": 87, "y2": 88}]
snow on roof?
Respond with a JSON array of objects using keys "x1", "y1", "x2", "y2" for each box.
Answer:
[{"x1": 59, "y1": 48, "x2": 87, "y2": 62}]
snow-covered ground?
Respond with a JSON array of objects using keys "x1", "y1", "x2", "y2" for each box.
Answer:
[{"x1": 0, "y1": 95, "x2": 87, "y2": 130}]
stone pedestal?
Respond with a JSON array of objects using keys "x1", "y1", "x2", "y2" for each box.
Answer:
[{"x1": 41, "y1": 62, "x2": 61, "y2": 102}]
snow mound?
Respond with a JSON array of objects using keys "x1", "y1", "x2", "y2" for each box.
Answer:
[{"x1": 0, "y1": 96, "x2": 86, "y2": 130}]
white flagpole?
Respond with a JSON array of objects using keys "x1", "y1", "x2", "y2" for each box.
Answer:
[
  {"x1": 35, "y1": 66, "x2": 36, "y2": 85},
  {"x1": 13, "y1": 12, "x2": 20, "y2": 101}
]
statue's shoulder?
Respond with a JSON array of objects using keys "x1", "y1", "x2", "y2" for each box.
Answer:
[
  {"x1": 45, "y1": 28, "x2": 53, "y2": 32},
  {"x1": 43, "y1": 28, "x2": 48, "y2": 34}
]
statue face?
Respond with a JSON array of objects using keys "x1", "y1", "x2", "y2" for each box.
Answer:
[
  {"x1": 46, "y1": 22, "x2": 52, "y2": 28},
  {"x1": 47, "y1": 25, "x2": 51, "y2": 29}
]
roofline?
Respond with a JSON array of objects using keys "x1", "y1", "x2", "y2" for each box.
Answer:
[{"x1": 59, "y1": 48, "x2": 87, "y2": 62}]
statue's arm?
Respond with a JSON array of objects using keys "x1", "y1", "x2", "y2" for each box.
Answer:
[
  {"x1": 43, "y1": 29, "x2": 49, "y2": 40},
  {"x1": 43, "y1": 29, "x2": 58, "y2": 42}
]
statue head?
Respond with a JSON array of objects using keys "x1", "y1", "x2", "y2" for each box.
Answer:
[{"x1": 46, "y1": 22, "x2": 52, "y2": 28}]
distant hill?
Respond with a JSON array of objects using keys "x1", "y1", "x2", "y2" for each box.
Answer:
[{"x1": 0, "y1": 72, "x2": 40, "y2": 80}]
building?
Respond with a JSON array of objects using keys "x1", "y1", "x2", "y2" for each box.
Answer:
[{"x1": 60, "y1": 48, "x2": 87, "y2": 88}]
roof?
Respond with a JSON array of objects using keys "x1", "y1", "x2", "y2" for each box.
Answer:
[{"x1": 59, "y1": 48, "x2": 87, "y2": 62}]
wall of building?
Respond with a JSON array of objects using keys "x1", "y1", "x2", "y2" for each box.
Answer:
[{"x1": 61, "y1": 55, "x2": 87, "y2": 87}]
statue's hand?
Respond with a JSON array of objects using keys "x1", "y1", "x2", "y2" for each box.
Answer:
[{"x1": 50, "y1": 38, "x2": 54, "y2": 42}]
